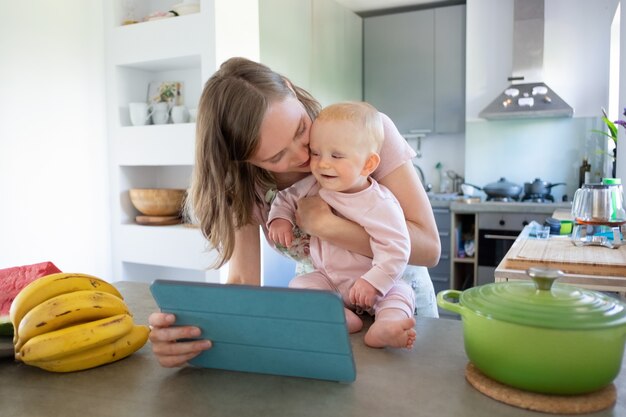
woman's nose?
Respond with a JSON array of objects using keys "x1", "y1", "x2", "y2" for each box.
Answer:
[{"x1": 291, "y1": 142, "x2": 309, "y2": 164}]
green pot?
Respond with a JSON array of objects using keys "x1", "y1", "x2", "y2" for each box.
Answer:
[{"x1": 437, "y1": 268, "x2": 626, "y2": 395}]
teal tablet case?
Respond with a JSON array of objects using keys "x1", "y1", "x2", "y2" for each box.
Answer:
[{"x1": 150, "y1": 280, "x2": 356, "y2": 382}]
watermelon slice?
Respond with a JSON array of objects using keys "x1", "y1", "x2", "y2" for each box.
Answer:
[{"x1": 0, "y1": 261, "x2": 62, "y2": 336}]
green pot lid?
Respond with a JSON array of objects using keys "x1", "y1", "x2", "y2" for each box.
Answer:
[{"x1": 460, "y1": 268, "x2": 626, "y2": 330}]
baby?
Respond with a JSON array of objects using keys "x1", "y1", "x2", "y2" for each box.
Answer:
[{"x1": 267, "y1": 101, "x2": 416, "y2": 349}]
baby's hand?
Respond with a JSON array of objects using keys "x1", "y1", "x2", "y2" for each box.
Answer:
[
  {"x1": 268, "y1": 218, "x2": 295, "y2": 247},
  {"x1": 349, "y1": 278, "x2": 380, "y2": 310}
]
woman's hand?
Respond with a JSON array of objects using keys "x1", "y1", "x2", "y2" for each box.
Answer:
[
  {"x1": 148, "y1": 312, "x2": 212, "y2": 368},
  {"x1": 294, "y1": 195, "x2": 333, "y2": 236},
  {"x1": 296, "y1": 195, "x2": 374, "y2": 258}
]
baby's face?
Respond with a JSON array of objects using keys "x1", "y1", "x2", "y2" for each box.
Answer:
[{"x1": 309, "y1": 118, "x2": 373, "y2": 193}]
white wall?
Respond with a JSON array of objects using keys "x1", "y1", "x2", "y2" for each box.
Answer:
[
  {"x1": 0, "y1": 2, "x2": 110, "y2": 277},
  {"x1": 618, "y1": 1, "x2": 626, "y2": 182},
  {"x1": 465, "y1": 0, "x2": 620, "y2": 201}
]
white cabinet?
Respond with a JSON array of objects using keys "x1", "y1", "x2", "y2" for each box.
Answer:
[
  {"x1": 103, "y1": 1, "x2": 260, "y2": 283},
  {"x1": 363, "y1": 5, "x2": 465, "y2": 135}
]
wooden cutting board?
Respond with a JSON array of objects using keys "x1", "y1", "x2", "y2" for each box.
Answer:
[{"x1": 502, "y1": 238, "x2": 626, "y2": 277}]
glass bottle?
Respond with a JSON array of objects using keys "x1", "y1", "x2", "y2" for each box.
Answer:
[{"x1": 578, "y1": 158, "x2": 591, "y2": 188}]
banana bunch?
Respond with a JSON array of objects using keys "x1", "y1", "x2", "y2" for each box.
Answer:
[{"x1": 10, "y1": 272, "x2": 149, "y2": 372}]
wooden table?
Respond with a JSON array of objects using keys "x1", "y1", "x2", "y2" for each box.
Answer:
[{"x1": 495, "y1": 226, "x2": 626, "y2": 293}]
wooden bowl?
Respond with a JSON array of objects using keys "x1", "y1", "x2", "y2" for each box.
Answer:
[{"x1": 129, "y1": 188, "x2": 186, "y2": 216}]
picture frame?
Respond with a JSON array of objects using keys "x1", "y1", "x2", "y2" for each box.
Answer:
[{"x1": 147, "y1": 81, "x2": 184, "y2": 107}]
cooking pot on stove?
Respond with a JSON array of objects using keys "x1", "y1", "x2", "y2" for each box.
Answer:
[
  {"x1": 462, "y1": 177, "x2": 522, "y2": 200},
  {"x1": 437, "y1": 267, "x2": 626, "y2": 395},
  {"x1": 524, "y1": 178, "x2": 566, "y2": 196}
]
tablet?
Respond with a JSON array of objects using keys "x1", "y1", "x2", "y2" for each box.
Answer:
[{"x1": 150, "y1": 280, "x2": 356, "y2": 382}]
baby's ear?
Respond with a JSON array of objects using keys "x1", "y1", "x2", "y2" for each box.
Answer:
[{"x1": 361, "y1": 153, "x2": 381, "y2": 176}]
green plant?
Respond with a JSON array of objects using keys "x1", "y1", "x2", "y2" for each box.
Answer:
[
  {"x1": 151, "y1": 82, "x2": 178, "y2": 103},
  {"x1": 591, "y1": 107, "x2": 626, "y2": 144}
]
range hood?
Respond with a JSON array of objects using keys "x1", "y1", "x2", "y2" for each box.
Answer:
[{"x1": 479, "y1": 0, "x2": 574, "y2": 120}]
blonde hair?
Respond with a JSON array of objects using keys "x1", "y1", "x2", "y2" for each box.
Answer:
[
  {"x1": 188, "y1": 57, "x2": 320, "y2": 268},
  {"x1": 315, "y1": 101, "x2": 384, "y2": 153}
]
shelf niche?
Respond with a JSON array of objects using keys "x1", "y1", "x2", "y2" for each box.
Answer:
[
  {"x1": 113, "y1": 1, "x2": 201, "y2": 29},
  {"x1": 120, "y1": 165, "x2": 192, "y2": 224},
  {"x1": 116, "y1": 55, "x2": 202, "y2": 127}
]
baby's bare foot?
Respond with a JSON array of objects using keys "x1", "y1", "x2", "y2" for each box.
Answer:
[
  {"x1": 364, "y1": 317, "x2": 416, "y2": 349},
  {"x1": 344, "y1": 308, "x2": 363, "y2": 333}
]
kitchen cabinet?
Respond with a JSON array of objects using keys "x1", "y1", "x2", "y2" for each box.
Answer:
[
  {"x1": 451, "y1": 212, "x2": 478, "y2": 290},
  {"x1": 428, "y1": 207, "x2": 452, "y2": 294},
  {"x1": 260, "y1": 0, "x2": 362, "y2": 107},
  {"x1": 363, "y1": 4, "x2": 465, "y2": 135},
  {"x1": 449, "y1": 201, "x2": 570, "y2": 290}
]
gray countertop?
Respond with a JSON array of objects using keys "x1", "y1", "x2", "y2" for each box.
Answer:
[
  {"x1": 1, "y1": 281, "x2": 624, "y2": 417},
  {"x1": 429, "y1": 195, "x2": 571, "y2": 214}
]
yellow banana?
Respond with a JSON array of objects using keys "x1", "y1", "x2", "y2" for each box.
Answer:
[
  {"x1": 19, "y1": 314, "x2": 133, "y2": 363},
  {"x1": 28, "y1": 325, "x2": 150, "y2": 373},
  {"x1": 10, "y1": 272, "x2": 123, "y2": 344},
  {"x1": 15, "y1": 290, "x2": 131, "y2": 351}
]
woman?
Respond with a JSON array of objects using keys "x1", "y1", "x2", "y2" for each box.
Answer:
[{"x1": 149, "y1": 57, "x2": 441, "y2": 367}]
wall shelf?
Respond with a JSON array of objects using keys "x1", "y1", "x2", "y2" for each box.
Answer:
[
  {"x1": 115, "y1": 124, "x2": 196, "y2": 165},
  {"x1": 104, "y1": 0, "x2": 220, "y2": 283},
  {"x1": 118, "y1": 224, "x2": 214, "y2": 269},
  {"x1": 108, "y1": 14, "x2": 207, "y2": 66}
]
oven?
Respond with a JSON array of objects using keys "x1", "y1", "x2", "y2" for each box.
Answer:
[{"x1": 477, "y1": 212, "x2": 549, "y2": 286}]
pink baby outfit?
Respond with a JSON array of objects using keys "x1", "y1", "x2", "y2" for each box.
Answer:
[{"x1": 267, "y1": 175, "x2": 415, "y2": 317}]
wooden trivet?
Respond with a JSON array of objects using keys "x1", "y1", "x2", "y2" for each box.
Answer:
[
  {"x1": 465, "y1": 362, "x2": 616, "y2": 414},
  {"x1": 135, "y1": 215, "x2": 181, "y2": 226}
]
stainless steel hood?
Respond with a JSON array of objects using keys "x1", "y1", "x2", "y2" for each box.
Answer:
[{"x1": 479, "y1": 0, "x2": 574, "y2": 120}]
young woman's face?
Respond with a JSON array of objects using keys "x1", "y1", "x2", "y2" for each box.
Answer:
[{"x1": 248, "y1": 96, "x2": 312, "y2": 174}]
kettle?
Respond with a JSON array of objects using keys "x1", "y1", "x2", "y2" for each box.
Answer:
[
  {"x1": 571, "y1": 178, "x2": 626, "y2": 248},
  {"x1": 571, "y1": 178, "x2": 626, "y2": 224},
  {"x1": 446, "y1": 170, "x2": 465, "y2": 194}
]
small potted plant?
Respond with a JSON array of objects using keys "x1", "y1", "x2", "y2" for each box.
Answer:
[
  {"x1": 148, "y1": 81, "x2": 183, "y2": 124},
  {"x1": 592, "y1": 107, "x2": 625, "y2": 178}
]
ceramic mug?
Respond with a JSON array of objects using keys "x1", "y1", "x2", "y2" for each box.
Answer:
[
  {"x1": 151, "y1": 102, "x2": 170, "y2": 124},
  {"x1": 188, "y1": 108, "x2": 198, "y2": 122},
  {"x1": 129, "y1": 102, "x2": 152, "y2": 126},
  {"x1": 171, "y1": 105, "x2": 189, "y2": 124}
]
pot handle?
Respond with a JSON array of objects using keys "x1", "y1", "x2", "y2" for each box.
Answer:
[
  {"x1": 436, "y1": 290, "x2": 463, "y2": 315},
  {"x1": 527, "y1": 267, "x2": 564, "y2": 290},
  {"x1": 462, "y1": 183, "x2": 483, "y2": 191}
]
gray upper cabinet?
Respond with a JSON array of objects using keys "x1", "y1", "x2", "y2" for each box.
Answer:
[
  {"x1": 434, "y1": 5, "x2": 466, "y2": 133},
  {"x1": 363, "y1": 5, "x2": 465, "y2": 135},
  {"x1": 364, "y1": 10, "x2": 434, "y2": 134}
]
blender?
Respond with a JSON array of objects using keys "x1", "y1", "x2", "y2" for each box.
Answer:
[{"x1": 571, "y1": 178, "x2": 626, "y2": 248}]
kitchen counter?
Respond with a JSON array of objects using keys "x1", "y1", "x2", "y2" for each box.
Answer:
[
  {"x1": 450, "y1": 200, "x2": 571, "y2": 214},
  {"x1": 1, "y1": 281, "x2": 625, "y2": 417},
  {"x1": 428, "y1": 195, "x2": 571, "y2": 214},
  {"x1": 495, "y1": 226, "x2": 626, "y2": 293}
]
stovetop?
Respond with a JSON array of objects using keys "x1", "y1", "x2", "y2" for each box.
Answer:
[
  {"x1": 429, "y1": 193, "x2": 572, "y2": 214},
  {"x1": 486, "y1": 194, "x2": 556, "y2": 203},
  {"x1": 453, "y1": 200, "x2": 572, "y2": 215}
]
